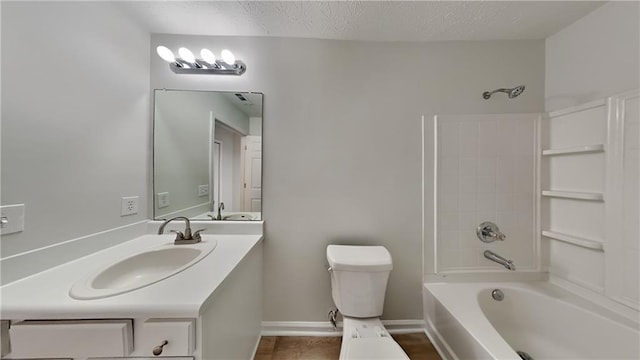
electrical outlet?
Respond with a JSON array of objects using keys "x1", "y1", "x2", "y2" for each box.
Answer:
[
  {"x1": 121, "y1": 196, "x2": 139, "y2": 216},
  {"x1": 157, "y1": 192, "x2": 170, "y2": 208},
  {"x1": 198, "y1": 184, "x2": 209, "y2": 197}
]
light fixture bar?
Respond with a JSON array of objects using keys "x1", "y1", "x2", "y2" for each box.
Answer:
[
  {"x1": 157, "y1": 46, "x2": 247, "y2": 76},
  {"x1": 169, "y1": 59, "x2": 246, "y2": 75}
]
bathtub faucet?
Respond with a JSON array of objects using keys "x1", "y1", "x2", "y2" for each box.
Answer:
[{"x1": 484, "y1": 250, "x2": 516, "y2": 271}]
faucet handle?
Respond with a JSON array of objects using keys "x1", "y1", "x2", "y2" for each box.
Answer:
[
  {"x1": 477, "y1": 222, "x2": 506, "y2": 243},
  {"x1": 192, "y1": 229, "x2": 206, "y2": 240},
  {"x1": 170, "y1": 230, "x2": 185, "y2": 240},
  {"x1": 495, "y1": 232, "x2": 506, "y2": 241}
]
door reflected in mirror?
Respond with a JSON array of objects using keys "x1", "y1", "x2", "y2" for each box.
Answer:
[{"x1": 153, "y1": 90, "x2": 262, "y2": 220}]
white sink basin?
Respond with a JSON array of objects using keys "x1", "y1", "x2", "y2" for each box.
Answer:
[
  {"x1": 223, "y1": 213, "x2": 256, "y2": 221},
  {"x1": 69, "y1": 239, "x2": 216, "y2": 300}
]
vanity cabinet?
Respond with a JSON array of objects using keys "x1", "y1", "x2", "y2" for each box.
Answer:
[
  {"x1": 1, "y1": 238, "x2": 264, "y2": 360},
  {"x1": 4, "y1": 318, "x2": 195, "y2": 359}
]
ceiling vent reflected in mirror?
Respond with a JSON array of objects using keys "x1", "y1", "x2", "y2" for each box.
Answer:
[{"x1": 235, "y1": 93, "x2": 248, "y2": 102}]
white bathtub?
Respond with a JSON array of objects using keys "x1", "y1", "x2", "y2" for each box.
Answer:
[{"x1": 424, "y1": 282, "x2": 640, "y2": 360}]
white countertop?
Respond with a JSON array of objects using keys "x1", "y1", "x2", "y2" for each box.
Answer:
[{"x1": 0, "y1": 233, "x2": 262, "y2": 319}]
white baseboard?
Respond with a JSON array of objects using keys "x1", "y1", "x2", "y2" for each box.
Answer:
[
  {"x1": 250, "y1": 333, "x2": 261, "y2": 360},
  {"x1": 261, "y1": 320, "x2": 425, "y2": 337}
]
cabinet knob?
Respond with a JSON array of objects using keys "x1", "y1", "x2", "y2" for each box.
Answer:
[{"x1": 152, "y1": 340, "x2": 169, "y2": 356}]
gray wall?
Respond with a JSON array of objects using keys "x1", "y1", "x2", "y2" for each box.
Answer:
[
  {"x1": 151, "y1": 35, "x2": 545, "y2": 321},
  {"x1": 545, "y1": 1, "x2": 640, "y2": 111},
  {"x1": 1, "y1": 2, "x2": 150, "y2": 257}
]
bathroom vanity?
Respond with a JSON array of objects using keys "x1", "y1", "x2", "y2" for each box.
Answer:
[{"x1": 0, "y1": 229, "x2": 263, "y2": 360}]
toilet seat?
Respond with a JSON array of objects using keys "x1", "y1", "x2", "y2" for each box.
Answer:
[
  {"x1": 343, "y1": 337, "x2": 409, "y2": 359},
  {"x1": 340, "y1": 317, "x2": 410, "y2": 360}
]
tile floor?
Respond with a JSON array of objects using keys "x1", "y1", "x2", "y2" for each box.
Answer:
[{"x1": 254, "y1": 332, "x2": 442, "y2": 359}]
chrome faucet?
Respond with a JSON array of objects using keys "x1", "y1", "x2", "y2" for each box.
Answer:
[
  {"x1": 216, "y1": 202, "x2": 225, "y2": 220},
  {"x1": 484, "y1": 250, "x2": 516, "y2": 271},
  {"x1": 477, "y1": 222, "x2": 506, "y2": 243},
  {"x1": 157, "y1": 216, "x2": 204, "y2": 245}
]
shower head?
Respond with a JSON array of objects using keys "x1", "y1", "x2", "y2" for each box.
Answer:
[
  {"x1": 482, "y1": 85, "x2": 525, "y2": 99},
  {"x1": 508, "y1": 85, "x2": 525, "y2": 98}
]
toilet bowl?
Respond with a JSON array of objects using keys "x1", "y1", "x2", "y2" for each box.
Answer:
[{"x1": 327, "y1": 245, "x2": 409, "y2": 360}]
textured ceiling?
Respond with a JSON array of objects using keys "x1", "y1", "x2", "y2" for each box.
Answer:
[{"x1": 119, "y1": 1, "x2": 605, "y2": 42}]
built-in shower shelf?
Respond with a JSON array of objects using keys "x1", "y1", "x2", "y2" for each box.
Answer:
[
  {"x1": 541, "y1": 190, "x2": 604, "y2": 201},
  {"x1": 542, "y1": 144, "x2": 604, "y2": 156},
  {"x1": 542, "y1": 230, "x2": 604, "y2": 251}
]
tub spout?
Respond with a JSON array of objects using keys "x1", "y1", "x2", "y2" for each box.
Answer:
[{"x1": 484, "y1": 250, "x2": 516, "y2": 271}]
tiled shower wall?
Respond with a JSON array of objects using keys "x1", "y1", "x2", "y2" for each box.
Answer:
[{"x1": 435, "y1": 114, "x2": 539, "y2": 272}]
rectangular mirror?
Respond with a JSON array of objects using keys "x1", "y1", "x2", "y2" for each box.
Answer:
[{"x1": 153, "y1": 90, "x2": 262, "y2": 220}]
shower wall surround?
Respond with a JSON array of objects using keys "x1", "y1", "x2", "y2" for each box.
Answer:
[
  {"x1": 434, "y1": 114, "x2": 539, "y2": 272},
  {"x1": 542, "y1": 92, "x2": 640, "y2": 311}
]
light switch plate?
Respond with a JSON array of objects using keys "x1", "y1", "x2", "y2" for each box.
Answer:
[{"x1": 1, "y1": 204, "x2": 25, "y2": 235}]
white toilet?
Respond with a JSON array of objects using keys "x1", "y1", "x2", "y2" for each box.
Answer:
[{"x1": 327, "y1": 245, "x2": 410, "y2": 360}]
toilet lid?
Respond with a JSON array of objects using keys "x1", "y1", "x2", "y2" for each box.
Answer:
[
  {"x1": 327, "y1": 245, "x2": 393, "y2": 271},
  {"x1": 345, "y1": 337, "x2": 409, "y2": 359}
]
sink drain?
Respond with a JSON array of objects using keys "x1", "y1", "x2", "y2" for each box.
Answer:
[{"x1": 517, "y1": 350, "x2": 534, "y2": 360}]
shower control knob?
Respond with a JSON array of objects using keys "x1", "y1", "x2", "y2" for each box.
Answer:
[{"x1": 477, "y1": 222, "x2": 506, "y2": 243}]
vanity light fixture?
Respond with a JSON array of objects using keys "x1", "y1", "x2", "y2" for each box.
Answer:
[{"x1": 156, "y1": 46, "x2": 246, "y2": 75}]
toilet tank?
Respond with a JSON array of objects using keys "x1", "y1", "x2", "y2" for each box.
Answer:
[{"x1": 326, "y1": 245, "x2": 393, "y2": 318}]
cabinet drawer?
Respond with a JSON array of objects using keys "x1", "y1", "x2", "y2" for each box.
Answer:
[
  {"x1": 137, "y1": 319, "x2": 195, "y2": 357},
  {"x1": 7, "y1": 319, "x2": 133, "y2": 359}
]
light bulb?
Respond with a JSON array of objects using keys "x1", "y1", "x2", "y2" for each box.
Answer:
[
  {"x1": 178, "y1": 47, "x2": 196, "y2": 63},
  {"x1": 200, "y1": 49, "x2": 216, "y2": 64},
  {"x1": 156, "y1": 46, "x2": 175, "y2": 63},
  {"x1": 221, "y1": 49, "x2": 236, "y2": 65}
]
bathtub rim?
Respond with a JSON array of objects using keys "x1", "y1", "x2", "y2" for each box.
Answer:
[
  {"x1": 424, "y1": 280, "x2": 640, "y2": 360},
  {"x1": 425, "y1": 282, "x2": 522, "y2": 360},
  {"x1": 425, "y1": 272, "x2": 640, "y2": 324}
]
